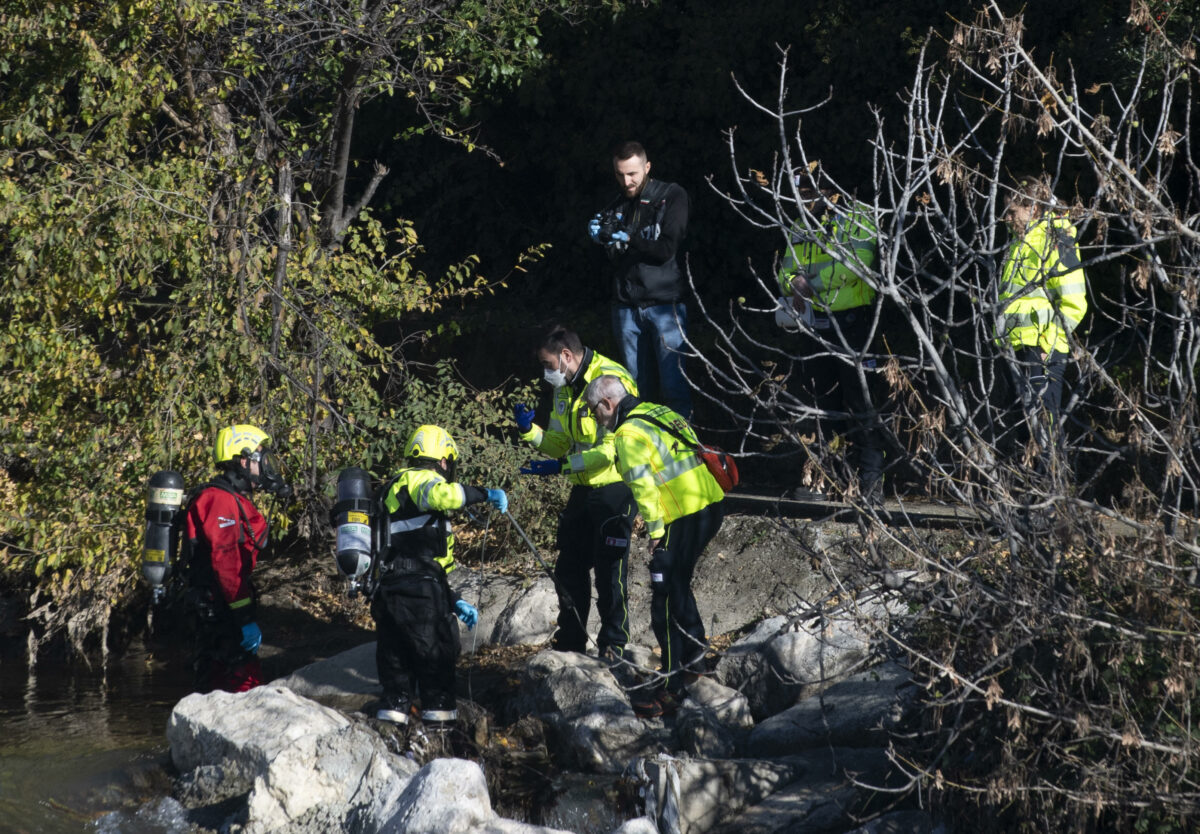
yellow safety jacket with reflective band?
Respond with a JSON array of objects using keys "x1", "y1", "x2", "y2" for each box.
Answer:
[
  {"x1": 382, "y1": 466, "x2": 469, "y2": 574},
  {"x1": 777, "y1": 201, "x2": 878, "y2": 312},
  {"x1": 612, "y1": 403, "x2": 724, "y2": 540},
  {"x1": 520, "y1": 349, "x2": 639, "y2": 487},
  {"x1": 998, "y1": 214, "x2": 1087, "y2": 354}
]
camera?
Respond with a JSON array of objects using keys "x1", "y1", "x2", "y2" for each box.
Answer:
[{"x1": 596, "y1": 209, "x2": 625, "y2": 246}]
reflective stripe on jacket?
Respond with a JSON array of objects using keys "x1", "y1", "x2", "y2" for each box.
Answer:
[
  {"x1": 382, "y1": 467, "x2": 470, "y2": 574},
  {"x1": 777, "y1": 201, "x2": 878, "y2": 312},
  {"x1": 998, "y1": 214, "x2": 1087, "y2": 353},
  {"x1": 521, "y1": 349, "x2": 639, "y2": 487},
  {"x1": 612, "y1": 403, "x2": 724, "y2": 539}
]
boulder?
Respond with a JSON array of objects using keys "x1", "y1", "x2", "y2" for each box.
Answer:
[
  {"x1": 675, "y1": 698, "x2": 738, "y2": 760},
  {"x1": 747, "y1": 661, "x2": 915, "y2": 756},
  {"x1": 379, "y1": 758, "x2": 494, "y2": 833},
  {"x1": 486, "y1": 576, "x2": 560, "y2": 648},
  {"x1": 379, "y1": 758, "x2": 575, "y2": 834},
  {"x1": 675, "y1": 678, "x2": 754, "y2": 759},
  {"x1": 273, "y1": 641, "x2": 379, "y2": 712},
  {"x1": 708, "y1": 747, "x2": 894, "y2": 834},
  {"x1": 168, "y1": 685, "x2": 417, "y2": 833},
  {"x1": 716, "y1": 599, "x2": 896, "y2": 720},
  {"x1": 685, "y1": 676, "x2": 755, "y2": 731},
  {"x1": 513, "y1": 649, "x2": 671, "y2": 773},
  {"x1": 631, "y1": 753, "x2": 808, "y2": 834},
  {"x1": 452, "y1": 572, "x2": 559, "y2": 652}
]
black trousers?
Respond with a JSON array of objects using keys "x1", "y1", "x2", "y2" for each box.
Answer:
[
  {"x1": 189, "y1": 588, "x2": 261, "y2": 693},
  {"x1": 649, "y1": 500, "x2": 725, "y2": 692},
  {"x1": 371, "y1": 573, "x2": 460, "y2": 710},
  {"x1": 1011, "y1": 346, "x2": 1067, "y2": 431},
  {"x1": 799, "y1": 307, "x2": 884, "y2": 491},
  {"x1": 552, "y1": 481, "x2": 636, "y2": 656}
]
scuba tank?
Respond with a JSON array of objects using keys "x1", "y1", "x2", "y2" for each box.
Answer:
[
  {"x1": 332, "y1": 467, "x2": 376, "y2": 597},
  {"x1": 143, "y1": 470, "x2": 185, "y2": 604}
]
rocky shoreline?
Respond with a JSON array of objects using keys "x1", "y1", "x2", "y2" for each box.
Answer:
[{"x1": 101, "y1": 515, "x2": 953, "y2": 834}]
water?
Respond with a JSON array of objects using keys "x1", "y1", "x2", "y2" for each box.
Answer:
[
  {"x1": 0, "y1": 643, "x2": 192, "y2": 833},
  {"x1": 0, "y1": 641, "x2": 637, "y2": 833}
]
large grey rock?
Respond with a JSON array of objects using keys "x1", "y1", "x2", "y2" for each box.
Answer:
[
  {"x1": 514, "y1": 649, "x2": 671, "y2": 773},
  {"x1": 380, "y1": 758, "x2": 492, "y2": 833},
  {"x1": 716, "y1": 599, "x2": 895, "y2": 719},
  {"x1": 747, "y1": 661, "x2": 915, "y2": 757},
  {"x1": 274, "y1": 641, "x2": 380, "y2": 712},
  {"x1": 686, "y1": 676, "x2": 755, "y2": 731},
  {"x1": 168, "y1": 686, "x2": 417, "y2": 834},
  {"x1": 452, "y1": 572, "x2": 559, "y2": 651},
  {"x1": 632, "y1": 754, "x2": 809, "y2": 834},
  {"x1": 709, "y1": 747, "x2": 894, "y2": 834},
  {"x1": 380, "y1": 758, "x2": 574, "y2": 834},
  {"x1": 487, "y1": 576, "x2": 560, "y2": 647},
  {"x1": 675, "y1": 678, "x2": 753, "y2": 759},
  {"x1": 675, "y1": 698, "x2": 738, "y2": 760}
]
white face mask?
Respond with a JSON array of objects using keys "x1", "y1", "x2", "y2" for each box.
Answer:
[{"x1": 543, "y1": 354, "x2": 568, "y2": 388}]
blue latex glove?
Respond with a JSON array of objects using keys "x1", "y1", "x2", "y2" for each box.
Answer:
[
  {"x1": 588, "y1": 214, "x2": 602, "y2": 241},
  {"x1": 486, "y1": 488, "x2": 508, "y2": 513},
  {"x1": 240, "y1": 622, "x2": 262, "y2": 654},
  {"x1": 513, "y1": 403, "x2": 536, "y2": 432},
  {"x1": 455, "y1": 599, "x2": 479, "y2": 630},
  {"x1": 608, "y1": 230, "x2": 630, "y2": 245},
  {"x1": 520, "y1": 459, "x2": 562, "y2": 476}
]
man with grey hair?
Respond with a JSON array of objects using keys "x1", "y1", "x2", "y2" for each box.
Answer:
[{"x1": 584, "y1": 374, "x2": 724, "y2": 717}]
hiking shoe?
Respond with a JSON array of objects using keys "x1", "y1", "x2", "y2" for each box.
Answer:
[
  {"x1": 376, "y1": 696, "x2": 412, "y2": 724},
  {"x1": 789, "y1": 486, "x2": 826, "y2": 502},
  {"x1": 630, "y1": 690, "x2": 664, "y2": 719}
]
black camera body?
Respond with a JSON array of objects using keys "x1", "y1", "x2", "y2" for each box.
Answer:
[{"x1": 596, "y1": 209, "x2": 625, "y2": 245}]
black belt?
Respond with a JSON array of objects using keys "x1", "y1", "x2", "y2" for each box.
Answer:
[{"x1": 379, "y1": 556, "x2": 434, "y2": 577}]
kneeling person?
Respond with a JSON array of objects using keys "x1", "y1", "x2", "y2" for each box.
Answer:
[{"x1": 373, "y1": 424, "x2": 507, "y2": 724}]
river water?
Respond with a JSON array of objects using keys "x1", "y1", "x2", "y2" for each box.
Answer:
[
  {"x1": 0, "y1": 642, "x2": 193, "y2": 833},
  {"x1": 0, "y1": 641, "x2": 631, "y2": 834}
]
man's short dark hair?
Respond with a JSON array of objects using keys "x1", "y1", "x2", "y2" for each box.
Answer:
[
  {"x1": 612, "y1": 141, "x2": 647, "y2": 162},
  {"x1": 538, "y1": 325, "x2": 584, "y2": 357}
]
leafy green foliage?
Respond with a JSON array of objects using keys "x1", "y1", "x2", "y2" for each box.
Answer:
[
  {"x1": 0, "y1": 0, "x2": 590, "y2": 650},
  {"x1": 381, "y1": 359, "x2": 569, "y2": 556}
]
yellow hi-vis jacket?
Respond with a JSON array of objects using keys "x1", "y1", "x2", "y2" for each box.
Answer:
[
  {"x1": 998, "y1": 213, "x2": 1087, "y2": 354},
  {"x1": 777, "y1": 200, "x2": 878, "y2": 313},
  {"x1": 520, "y1": 349, "x2": 638, "y2": 487},
  {"x1": 383, "y1": 467, "x2": 476, "y2": 574},
  {"x1": 612, "y1": 402, "x2": 724, "y2": 540}
]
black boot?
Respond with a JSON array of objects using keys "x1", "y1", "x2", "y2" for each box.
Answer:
[{"x1": 376, "y1": 693, "x2": 412, "y2": 724}]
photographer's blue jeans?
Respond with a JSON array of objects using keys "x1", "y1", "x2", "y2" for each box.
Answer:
[{"x1": 612, "y1": 302, "x2": 692, "y2": 419}]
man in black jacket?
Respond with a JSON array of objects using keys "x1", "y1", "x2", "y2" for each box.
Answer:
[{"x1": 590, "y1": 141, "x2": 692, "y2": 418}]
